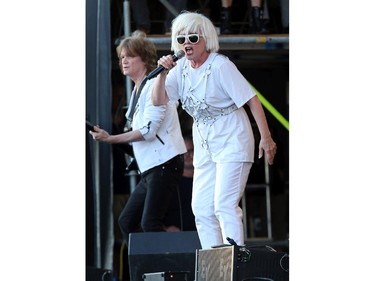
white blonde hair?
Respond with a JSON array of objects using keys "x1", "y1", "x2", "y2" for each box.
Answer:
[{"x1": 170, "y1": 11, "x2": 219, "y2": 53}]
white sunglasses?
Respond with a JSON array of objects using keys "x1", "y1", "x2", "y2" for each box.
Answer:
[{"x1": 176, "y1": 34, "x2": 202, "y2": 45}]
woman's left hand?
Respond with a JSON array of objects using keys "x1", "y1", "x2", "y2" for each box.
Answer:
[{"x1": 259, "y1": 136, "x2": 277, "y2": 165}]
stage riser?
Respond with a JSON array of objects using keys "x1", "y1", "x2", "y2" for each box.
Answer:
[{"x1": 128, "y1": 232, "x2": 288, "y2": 281}]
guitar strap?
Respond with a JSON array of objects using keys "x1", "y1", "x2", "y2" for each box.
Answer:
[{"x1": 127, "y1": 77, "x2": 147, "y2": 125}]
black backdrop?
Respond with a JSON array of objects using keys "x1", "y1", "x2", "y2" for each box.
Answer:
[{"x1": 86, "y1": 0, "x2": 114, "y2": 272}]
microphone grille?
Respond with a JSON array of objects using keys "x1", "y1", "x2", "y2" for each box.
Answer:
[{"x1": 175, "y1": 50, "x2": 185, "y2": 59}]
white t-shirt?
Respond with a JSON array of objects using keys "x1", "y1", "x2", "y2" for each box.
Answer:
[{"x1": 165, "y1": 53, "x2": 256, "y2": 167}]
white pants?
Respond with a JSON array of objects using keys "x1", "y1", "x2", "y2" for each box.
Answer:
[{"x1": 191, "y1": 161, "x2": 252, "y2": 249}]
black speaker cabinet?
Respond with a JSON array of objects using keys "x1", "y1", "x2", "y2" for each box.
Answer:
[
  {"x1": 195, "y1": 245, "x2": 289, "y2": 281},
  {"x1": 128, "y1": 231, "x2": 201, "y2": 281}
]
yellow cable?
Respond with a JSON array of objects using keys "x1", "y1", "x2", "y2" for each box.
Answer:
[
  {"x1": 119, "y1": 240, "x2": 126, "y2": 281},
  {"x1": 249, "y1": 83, "x2": 289, "y2": 131}
]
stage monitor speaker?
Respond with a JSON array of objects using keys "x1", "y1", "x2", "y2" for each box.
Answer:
[
  {"x1": 195, "y1": 245, "x2": 289, "y2": 281},
  {"x1": 128, "y1": 231, "x2": 201, "y2": 281}
]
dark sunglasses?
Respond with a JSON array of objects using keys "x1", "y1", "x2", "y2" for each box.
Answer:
[{"x1": 176, "y1": 34, "x2": 202, "y2": 45}]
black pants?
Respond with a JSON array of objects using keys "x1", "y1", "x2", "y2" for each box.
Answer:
[{"x1": 118, "y1": 154, "x2": 184, "y2": 244}]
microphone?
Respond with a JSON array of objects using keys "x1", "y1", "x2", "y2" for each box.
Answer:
[
  {"x1": 146, "y1": 50, "x2": 185, "y2": 80},
  {"x1": 226, "y1": 237, "x2": 238, "y2": 246}
]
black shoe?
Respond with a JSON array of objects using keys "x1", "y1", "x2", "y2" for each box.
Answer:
[
  {"x1": 251, "y1": 7, "x2": 266, "y2": 34},
  {"x1": 220, "y1": 7, "x2": 232, "y2": 34}
]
